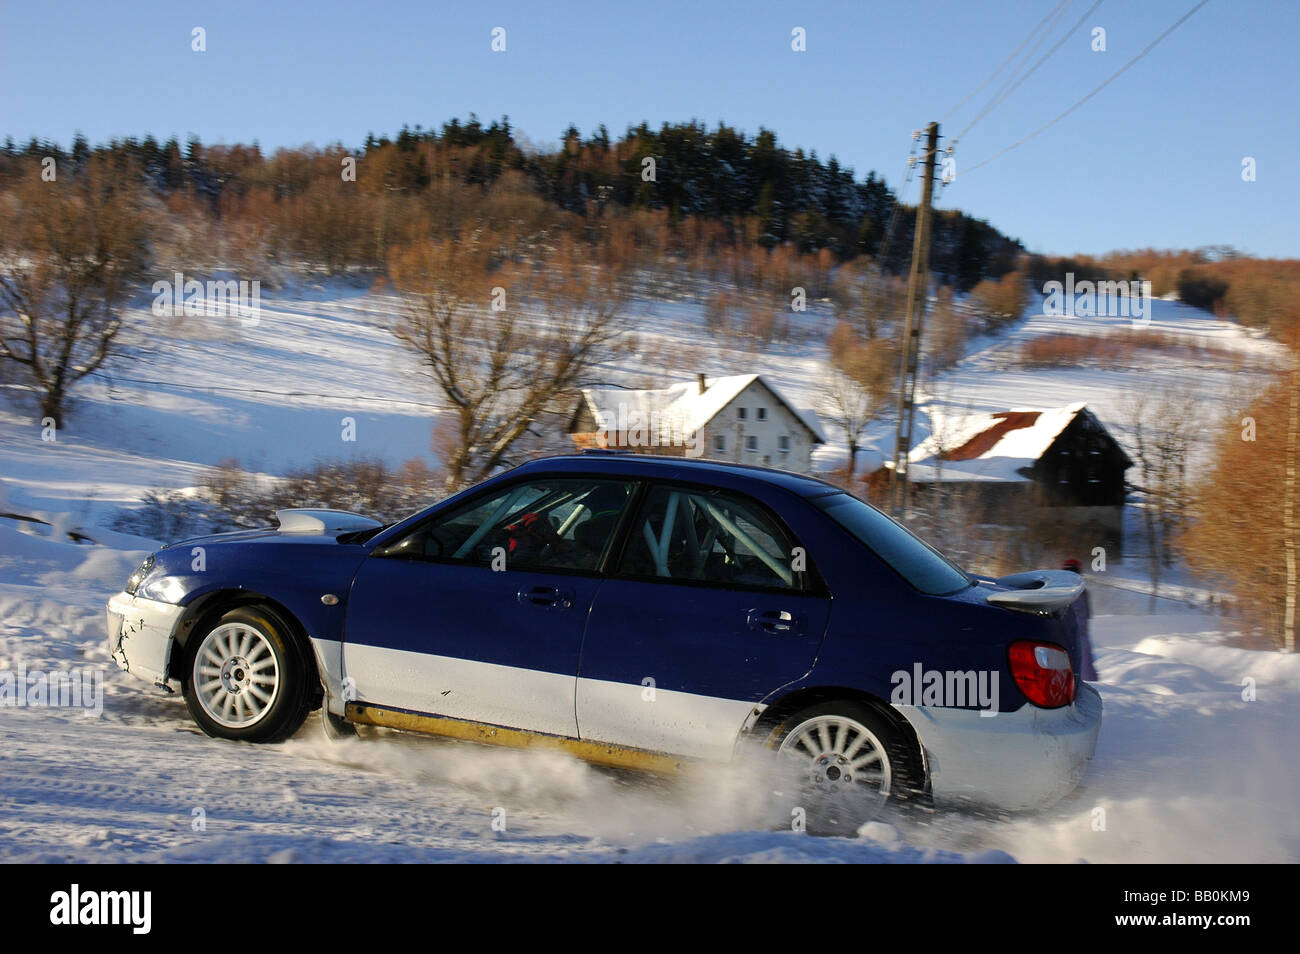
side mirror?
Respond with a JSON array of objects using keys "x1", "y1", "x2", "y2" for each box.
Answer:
[{"x1": 376, "y1": 528, "x2": 431, "y2": 559}]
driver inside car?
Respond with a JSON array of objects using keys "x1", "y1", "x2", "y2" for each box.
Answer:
[{"x1": 504, "y1": 510, "x2": 566, "y2": 564}]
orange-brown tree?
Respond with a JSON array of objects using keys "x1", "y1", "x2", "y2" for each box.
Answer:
[
  {"x1": 1181, "y1": 342, "x2": 1299, "y2": 650},
  {"x1": 970, "y1": 270, "x2": 1028, "y2": 329},
  {"x1": 825, "y1": 322, "x2": 898, "y2": 475},
  {"x1": 0, "y1": 159, "x2": 150, "y2": 427}
]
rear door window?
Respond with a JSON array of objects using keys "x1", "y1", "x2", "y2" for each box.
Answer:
[
  {"x1": 814, "y1": 493, "x2": 970, "y2": 595},
  {"x1": 617, "y1": 484, "x2": 806, "y2": 591}
]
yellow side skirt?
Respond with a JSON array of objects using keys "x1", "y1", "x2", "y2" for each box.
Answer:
[{"x1": 345, "y1": 703, "x2": 690, "y2": 775}]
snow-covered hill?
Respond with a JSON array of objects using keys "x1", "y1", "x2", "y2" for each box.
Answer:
[{"x1": 1, "y1": 284, "x2": 1295, "y2": 863}]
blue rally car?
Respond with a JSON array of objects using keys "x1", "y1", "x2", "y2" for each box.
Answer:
[{"x1": 107, "y1": 453, "x2": 1101, "y2": 833}]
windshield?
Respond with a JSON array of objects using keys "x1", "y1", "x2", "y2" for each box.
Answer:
[{"x1": 814, "y1": 493, "x2": 971, "y2": 595}]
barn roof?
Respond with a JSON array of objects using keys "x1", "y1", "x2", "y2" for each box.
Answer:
[
  {"x1": 575, "y1": 374, "x2": 826, "y2": 443},
  {"x1": 890, "y1": 401, "x2": 1099, "y2": 483}
]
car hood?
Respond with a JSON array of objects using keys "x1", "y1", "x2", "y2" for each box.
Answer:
[
  {"x1": 134, "y1": 521, "x2": 379, "y2": 610},
  {"x1": 167, "y1": 508, "x2": 384, "y2": 550},
  {"x1": 166, "y1": 526, "x2": 363, "y2": 549}
]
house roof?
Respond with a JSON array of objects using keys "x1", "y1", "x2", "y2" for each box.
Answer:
[
  {"x1": 890, "y1": 401, "x2": 1092, "y2": 483},
  {"x1": 576, "y1": 374, "x2": 826, "y2": 443}
]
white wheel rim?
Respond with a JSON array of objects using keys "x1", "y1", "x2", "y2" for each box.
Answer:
[
  {"x1": 193, "y1": 622, "x2": 280, "y2": 729},
  {"x1": 778, "y1": 715, "x2": 893, "y2": 819}
]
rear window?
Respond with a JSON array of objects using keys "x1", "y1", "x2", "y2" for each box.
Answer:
[{"x1": 813, "y1": 493, "x2": 971, "y2": 595}]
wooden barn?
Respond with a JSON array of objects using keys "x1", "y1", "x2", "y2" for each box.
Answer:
[{"x1": 873, "y1": 402, "x2": 1133, "y2": 552}]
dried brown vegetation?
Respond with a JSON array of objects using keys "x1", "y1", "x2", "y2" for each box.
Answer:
[{"x1": 1181, "y1": 334, "x2": 1299, "y2": 650}]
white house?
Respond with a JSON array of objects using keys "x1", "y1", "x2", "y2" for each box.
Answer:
[{"x1": 568, "y1": 373, "x2": 826, "y2": 473}]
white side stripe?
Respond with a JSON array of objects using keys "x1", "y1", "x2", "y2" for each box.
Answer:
[{"x1": 341, "y1": 643, "x2": 762, "y2": 761}]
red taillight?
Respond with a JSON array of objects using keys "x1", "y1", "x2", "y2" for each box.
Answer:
[{"x1": 1008, "y1": 641, "x2": 1075, "y2": 708}]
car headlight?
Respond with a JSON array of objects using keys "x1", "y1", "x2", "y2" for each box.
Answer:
[
  {"x1": 138, "y1": 575, "x2": 188, "y2": 605},
  {"x1": 124, "y1": 555, "x2": 155, "y2": 596}
]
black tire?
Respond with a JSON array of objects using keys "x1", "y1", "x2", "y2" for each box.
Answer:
[
  {"x1": 761, "y1": 701, "x2": 924, "y2": 836},
  {"x1": 182, "y1": 606, "x2": 312, "y2": 743}
]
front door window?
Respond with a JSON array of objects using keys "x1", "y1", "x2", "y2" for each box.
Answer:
[{"x1": 380, "y1": 477, "x2": 634, "y2": 573}]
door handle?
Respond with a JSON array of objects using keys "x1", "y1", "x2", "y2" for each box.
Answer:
[
  {"x1": 517, "y1": 585, "x2": 573, "y2": 609},
  {"x1": 747, "y1": 609, "x2": 799, "y2": 634}
]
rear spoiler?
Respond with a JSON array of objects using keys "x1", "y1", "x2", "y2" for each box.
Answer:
[
  {"x1": 276, "y1": 509, "x2": 382, "y2": 534},
  {"x1": 985, "y1": 569, "x2": 1085, "y2": 614}
]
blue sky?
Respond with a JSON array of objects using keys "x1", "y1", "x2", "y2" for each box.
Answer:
[{"x1": 2, "y1": 0, "x2": 1294, "y2": 257}]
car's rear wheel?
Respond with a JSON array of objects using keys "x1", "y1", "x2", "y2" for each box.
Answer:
[
  {"x1": 183, "y1": 606, "x2": 310, "y2": 743},
  {"x1": 764, "y1": 702, "x2": 920, "y2": 836}
]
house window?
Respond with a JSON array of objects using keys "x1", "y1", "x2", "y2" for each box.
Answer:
[
  {"x1": 713, "y1": 434, "x2": 726, "y2": 453},
  {"x1": 737, "y1": 407, "x2": 747, "y2": 420},
  {"x1": 745, "y1": 436, "x2": 758, "y2": 453},
  {"x1": 778, "y1": 435, "x2": 790, "y2": 455},
  {"x1": 757, "y1": 407, "x2": 768, "y2": 421}
]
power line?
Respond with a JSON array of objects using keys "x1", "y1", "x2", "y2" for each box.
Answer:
[
  {"x1": 848, "y1": 138, "x2": 924, "y2": 346},
  {"x1": 941, "y1": 0, "x2": 1073, "y2": 122},
  {"x1": 870, "y1": 139, "x2": 921, "y2": 274},
  {"x1": 960, "y1": 0, "x2": 1212, "y2": 177},
  {"x1": 952, "y1": 0, "x2": 1106, "y2": 146},
  {"x1": 952, "y1": 0, "x2": 1078, "y2": 142}
]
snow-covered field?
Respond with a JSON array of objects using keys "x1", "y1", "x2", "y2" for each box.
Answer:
[{"x1": 1, "y1": 284, "x2": 1295, "y2": 863}]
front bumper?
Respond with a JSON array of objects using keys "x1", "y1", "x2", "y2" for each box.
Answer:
[
  {"x1": 106, "y1": 591, "x2": 185, "y2": 687},
  {"x1": 897, "y1": 682, "x2": 1102, "y2": 811}
]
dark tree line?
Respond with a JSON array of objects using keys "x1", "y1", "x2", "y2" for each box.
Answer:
[{"x1": 1, "y1": 117, "x2": 1021, "y2": 289}]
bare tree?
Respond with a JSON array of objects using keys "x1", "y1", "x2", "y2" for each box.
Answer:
[
  {"x1": 833, "y1": 263, "x2": 906, "y2": 341},
  {"x1": 910, "y1": 392, "x2": 981, "y2": 566},
  {"x1": 1124, "y1": 388, "x2": 1199, "y2": 610},
  {"x1": 828, "y1": 324, "x2": 896, "y2": 406},
  {"x1": 825, "y1": 325, "x2": 898, "y2": 479},
  {"x1": 0, "y1": 161, "x2": 150, "y2": 427},
  {"x1": 970, "y1": 270, "x2": 1029, "y2": 331},
  {"x1": 924, "y1": 287, "x2": 972, "y2": 373},
  {"x1": 820, "y1": 371, "x2": 876, "y2": 477},
  {"x1": 390, "y1": 235, "x2": 627, "y2": 489}
]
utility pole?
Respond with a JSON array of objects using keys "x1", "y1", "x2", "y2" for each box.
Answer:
[{"x1": 890, "y1": 121, "x2": 940, "y2": 517}]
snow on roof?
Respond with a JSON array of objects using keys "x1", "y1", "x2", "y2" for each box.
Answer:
[
  {"x1": 896, "y1": 402, "x2": 1087, "y2": 483},
  {"x1": 853, "y1": 445, "x2": 888, "y2": 474},
  {"x1": 579, "y1": 374, "x2": 826, "y2": 443}
]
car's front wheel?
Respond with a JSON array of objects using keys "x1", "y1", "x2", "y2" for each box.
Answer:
[
  {"x1": 183, "y1": 606, "x2": 311, "y2": 743},
  {"x1": 764, "y1": 702, "x2": 921, "y2": 836}
]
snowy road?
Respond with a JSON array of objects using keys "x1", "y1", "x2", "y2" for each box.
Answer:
[{"x1": 2, "y1": 574, "x2": 1295, "y2": 863}]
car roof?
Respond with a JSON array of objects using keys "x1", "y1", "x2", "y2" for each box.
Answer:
[{"x1": 511, "y1": 452, "x2": 844, "y2": 499}]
